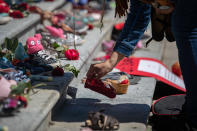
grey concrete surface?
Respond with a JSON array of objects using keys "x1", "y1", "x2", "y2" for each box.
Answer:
[
  {"x1": 0, "y1": 72, "x2": 74, "y2": 131},
  {"x1": 0, "y1": 0, "x2": 66, "y2": 45},
  {"x1": 0, "y1": 89, "x2": 59, "y2": 131},
  {"x1": 161, "y1": 41, "x2": 178, "y2": 69}
]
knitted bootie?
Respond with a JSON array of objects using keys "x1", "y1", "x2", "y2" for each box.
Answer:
[
  {"x1": 14, "y1": 42, "x2": 29, "y2": 61},
  {"x1": 26, "y1": 34, "x2": 43, "y2": 54}
]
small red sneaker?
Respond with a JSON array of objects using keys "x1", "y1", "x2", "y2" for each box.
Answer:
[{"x1": 85, "y1": 78, "x2": 116, "y2": 98}]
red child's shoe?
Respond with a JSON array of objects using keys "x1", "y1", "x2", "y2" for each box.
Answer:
[
  {"x1": 93, "y1": 55, "x2": 110, "y2": 62},
  {"x1": 85, "y1": 78, "x2": 116, "y2": 98}
]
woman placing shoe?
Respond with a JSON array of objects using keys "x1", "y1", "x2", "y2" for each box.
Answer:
[{"x1": 86, "y1": 0, "x2": 197, "y2": 130}]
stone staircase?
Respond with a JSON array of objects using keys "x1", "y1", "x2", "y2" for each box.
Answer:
[
  {"x1": 48, "y1": 32, "x2": 165, "y2": 131},
  {"x1": 0, "y1": 1, "x2": 173, "y2": 131}
]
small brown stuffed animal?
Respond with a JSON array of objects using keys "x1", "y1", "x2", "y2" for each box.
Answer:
[{"x1": 85, "y1": 110, "x2": 119, "y2": 130}]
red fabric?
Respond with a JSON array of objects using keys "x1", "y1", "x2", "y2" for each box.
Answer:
[
  {"x1": 52, "y1": 66, "x2": 64, "y2": 76},
  {"x1": 93, "y1": 55, "x2": 110, "y2": 61},
  {"x1": 171, "y1": 61, "x2": 182, "y2": 77},
  {"x1": 29, "y1": 6, "x2": 37, "y2": 12},
  {"x1": 88, "y1": 24, "x2": 94, "y2": 30},
  {"x1": 16, "y1": 96, "x2": 28, "y2": 108},
  {"x1": 9, "y1": 10, "x2": 24, "y2": 18},
  {"x1": 120, "y1": 79, "x2": 129, "y2": 84},
  {"x1": 85, "y1": 78, "x2": 116, "y2": 98},
  {"x1": 64, "y1": 49, "x2": 79, "y2": 60},
  {"x1": 0, "y1": 2, "x2": 9, "y2": 13},
  {"x1": 18, "y1": 3, "x2": 29, "y2": 10},
  {"x1": 54, "y1": 12, "x2": 65, "y2": 21},
  {"x1": 114, "y1": 22, "x2": 124, "y2": 30},
  {"x1": 115, "y1": 57, "x2": 186, "y2": 92}
]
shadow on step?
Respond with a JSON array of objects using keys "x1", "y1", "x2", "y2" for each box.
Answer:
[{"x1": 52, "y1": 98, "x2": 150, "y2": 124}]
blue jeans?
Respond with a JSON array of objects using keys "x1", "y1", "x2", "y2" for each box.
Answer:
[
  {"x1": 113, "y1": 0, "x2": 151, "y2": 57},
  {"x1": 172, "y1": 0, "x2": 197, "y2": 125}
]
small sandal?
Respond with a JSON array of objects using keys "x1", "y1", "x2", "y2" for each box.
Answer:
[{"x1": 85, "y1": 110, "x2": 119, "y2": 130}]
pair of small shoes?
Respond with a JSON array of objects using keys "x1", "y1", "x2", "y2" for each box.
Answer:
[
  {"x1": 64, "y1": 14, "x2": 88, "y2": 33},
  {"x1": 41, "y1": 31, "x2": 84, "y2": 46},
  {"x1": 26, "y1": 34, "x2": 59, "y2": 67},
  {"x1": 102, "y1": 72, "x2": 141, "y2": 85},
  {"x1": 102, "y1": 74, "x2": 130, "y2": 94},
  {"x1": 29, "y1": 50, "x2": 58, "y2": 65},
  {"x1": 102, "y1": 40, "x2": 114, "y2": 54},
  {"x1": 0, "y1": 96, "x2": 27, "y2": 116},
  {"x1": 85, "y1": 78, "x2": 116, "y2": 98}
]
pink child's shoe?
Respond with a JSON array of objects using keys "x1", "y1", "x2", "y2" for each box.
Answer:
[
  {"x1": 0, "y1": 76, "x2": 17, "y2": 99},
  {"x1": 135, "y1": 40, "x2": 143, "y2": 49},
  {"x1": 26, "y1": 34, "x2": 44, "y2": 54},
  {"x1": 102, "y1": 40, "x2": 115, "y2": 55},
  {"x1": 45, "y1": 25, "x2": 65, "y2": 39}
]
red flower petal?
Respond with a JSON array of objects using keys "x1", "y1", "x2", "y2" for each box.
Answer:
[
  {"x1": 9, "y1": 10, "x2": 24, "y2": 18},
  {"x1": 52, "y1": 66, "x2": 64, "y2": 76},
  {"x1": 0, "y1": 3, "x2": 9, "y2": 13},
  {"x1": 18, "y1": 3, "x2": 29, "y2": 10},
  {"x1": 88, "y1": 24, "x2": 93, "y2": 30},
  {"x1": 65, "y1": 49, "x2": 79, "y2": 60}
]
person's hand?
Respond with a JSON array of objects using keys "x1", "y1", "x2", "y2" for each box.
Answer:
[
  {"x1": 86, "y1": 51, "x2": 125, "y2": 79},
  {"x1": 86, "y1": 60, "x2": 114, "y2": 79}
]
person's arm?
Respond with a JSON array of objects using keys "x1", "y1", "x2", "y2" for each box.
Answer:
[{"x1": 86, "y1": 0, "x2": 151, "y2": 79}]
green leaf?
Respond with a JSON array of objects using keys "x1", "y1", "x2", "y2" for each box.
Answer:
[
  {"x1": 24, "y1": 45, "x2": 27, "y2": 51},
  {"x1": 5, "y1": 52, "x2": 13, "y2": 61},
  {"x1": 11, "y1": 38, "x2": 19, "y2": 52},
  {"x1": 10, "y1": 81, "x2": 47, "y2": 96},
  {"x1": 64, "y1": 64, "x2": 80, "y2": 77},
  {"x1": 23, "y1": 11, "x2": 30, "y2": 17},
  {"x1": 56, "y1": 46, "x2": 64, "y2": 52},
  {"x1": 32, "y1": 83, "x2": 47, "y2": 89},
  {"x1": 4, "y1": 37, "x2": 11, "y2": 50},
  {"x1": 0, "y1": 47, "x2": 6, "y2": 57},
  {"x1": 52, "y1": 42, "x2": 60, "y2": 48}
]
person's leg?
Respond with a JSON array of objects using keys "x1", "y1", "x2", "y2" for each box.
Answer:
[
  {"x1": 172, "y1": 28, "x2": 197, "y2": 126},
  {"x1": 113, "y1": 0, "x2": 151, "y2": 57}
]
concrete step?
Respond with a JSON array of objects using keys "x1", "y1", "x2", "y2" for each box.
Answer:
[
  {"x1": 0, "y1": 0, "x2": 66, "y2": 45},
  {"x1": 0, "y1": 1, "x2": 75, "y2": 131},
  {"x1": 48, "y1": 26, "x2": 166, "y2": 131},
  {"x1": 0, "y1": 72, "x2": 74, "y2": 131},
  {"x1": 0, "y1": 3, "x2": 117, "y2": 131},
  {"x1": 161, "y1": 41, "x2": 178, "y2": 69}
]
